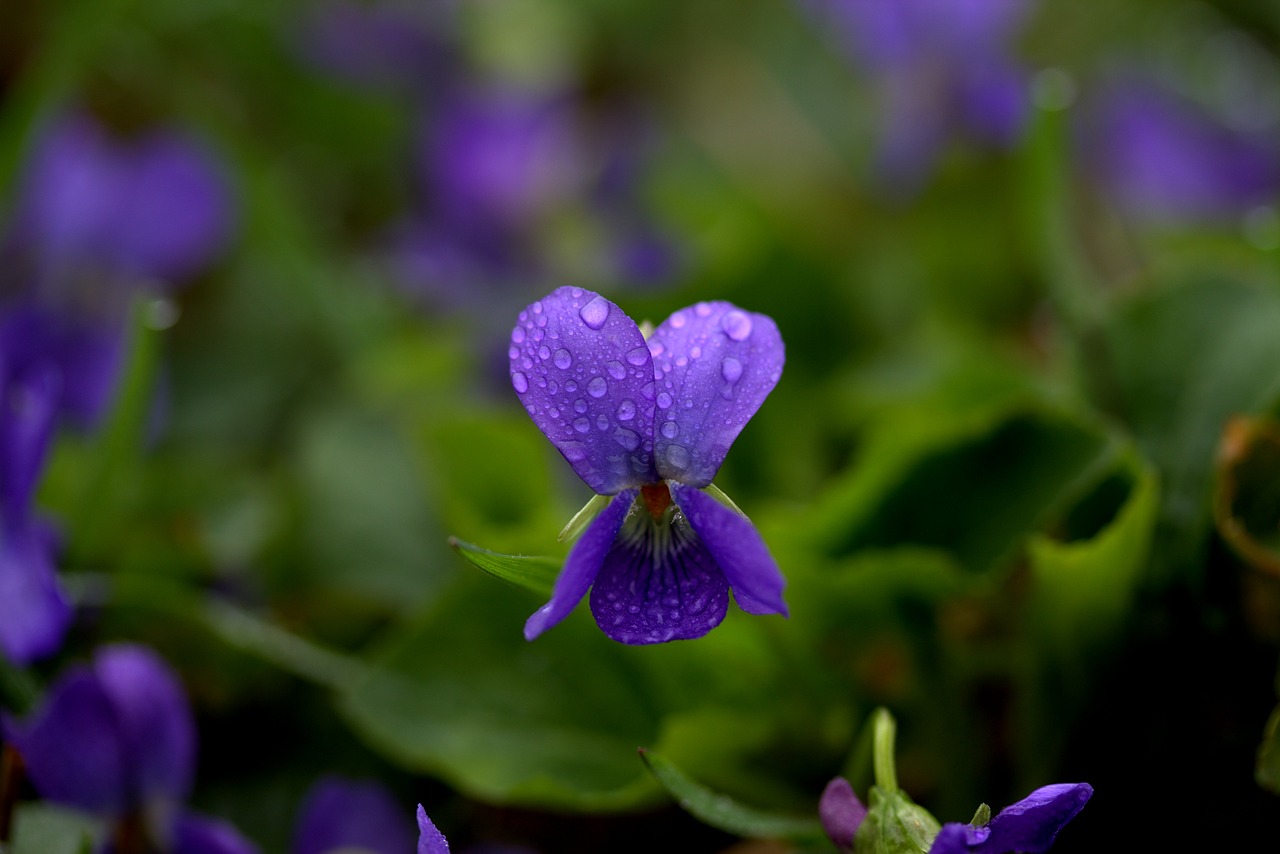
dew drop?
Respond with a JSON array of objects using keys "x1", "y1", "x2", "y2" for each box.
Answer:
[
  {"x1": 675, "y1": 355, "x2": 688, "y2": 367},
  {"x1": 587, "y1": 376, "x2": 608, "y2": 398},
  {"x1": 606, "y1": 361, "x2": 626, "y2": 380},
  {"x1": 617, "y1": 399, "x2": 636, "y2": 421},
  {"x1": 574, "y1": 398, "x2": 588, "y2": 414},
  {"x1": 532, "y1": 301, "x2": 543, "y2": 314},
  {"x1": 521, "y1": 356, "x2": 533, "y2": 370},
  {"x1": 508, "y1": 346, "x2": 520, "y2": 360},
  {"x1": 641, "y1": 381, "x2": 655, "y2": 400},
  {"x1": 614, "y1": 427, "x2": 641, "y2": 451},
  {"x1": 721, "y1": 310, "x2": 753, "y2": 341},
  {"x1": 573, "y1": 417, "x2": 590, "y2": 433},
  {"x1": 511, "y1": 372, "x2": 528, "y2": 393},
  {"x1": 548, "y1": 407, "x2": 559, "y2": 419},
  {"x1": 512, "y1": 327, "x2": 526, "y2": 343},
  {"x1": 565, "y1": 380, "x2": 578, "y2": 393},
  {"x1": 547, "y1": 380, "x2": 558, "y2": 395},
  {"x1": 690, "y1": 346, "x2": 701, "y2": 359},
  {"x1": 571, "y1": 287, "x2": 584, "y2": 298},
  {"x1": 580, "y1": 296, "x2": 610, "y2": 329},
  {"x1": 661, "y1": 421, "x2": 679, "y2": 439},
  {"x1": 657, "y1": 392, "x2": 673, "y2": 409},
  {"x1": 553, "y1": 348, "x2": 572, "y2": 370},
  {"x1": 538, "y1": 345, "x2": 551, "y2": 360},
  {"x1": 670, "y1": 311, "x2": 687, "y2": 329},
  {"x1": 721, "y1": 356, "x2": 743, "y2": 384},
  {"x1": 626, "y1": 346, "x2": 649, "y2": 366},
  {"x1": 648, "y1": 340, "x2": 664, "y2": 357},
  {"x1": 695, "y1": 303, "x2": 712, "y2": 317},
  {"x1": 665, "y1": 445, "x2": 691, "y2": 470},
  {"x1": 562, "y1": 442, "x2": 586, "y2": 461},
  {"x1": 596, "y1": 414, "x2": 610, "y2": 431}
]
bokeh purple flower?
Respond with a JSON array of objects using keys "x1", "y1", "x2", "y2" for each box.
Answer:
[
  {"x1": 417, "y1": 804, "x2": 450, "y2": 854},
  {"x1": 928, "y1": 783, "x2": 1093, "y2": 854},
  {"x1": 0, "y1": 355, "x2": 70, "y2": 664},
  {"x1": 1077, "y1": 76, "x2": 1280, "y2": 224},
  {"x1": 1, "y1": 108, "x2": 234, "y2": 429},
  {"x1": 294, "y1": 776, "x2": 415, "y2": 854},
  {"x1": 801, "y1": 0, "x2": 1033, "y2": 192},
  {"x1": 509, "y1": 288, "x2": 787, "y2": 644},
  {"x1": 819, "y1": 776, "x2": 867, "y2": 851},
  {"x1": 2, "y1": 644, "x2": 257, "y2": 853}
]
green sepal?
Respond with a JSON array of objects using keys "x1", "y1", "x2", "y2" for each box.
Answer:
[
  {"x1": 853, "y1": 785, "x2": 942, "y2": 854},
  {"x1": 638, "y1": 748, "x2": 827, "y2": 844},
  {"x1": 969, "y1": 802, "x2": 992, "y2": 827},
  {"x1": 448, "y1": 537, "x2": 560, "y2": 596},
  {"x1": 558, "y1": 493, "x2": 613, "y2": 542}
]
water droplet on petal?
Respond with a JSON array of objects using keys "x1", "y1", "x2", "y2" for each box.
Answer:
[
  {"x1": 587, "y1": 376, "x2": 608, "y2": 398},
  {"x1": 580, "y1": 296, "x2": 610, "y2": 329},
  {"x1": 571, "y1": 287, "x2": 584, "y2": 298},
  {"x1": 538, "y1": 345, "x2": 551, "y2": 360},
  {"x1": 669, "y1": 311, "x2": 687, "y2": 329},
  {"x1": 573, "y1": 417, "x2": 590, "y2": 433},
  {"x1": 661, "y1": 421, "x2": 679, "y2": 439},
  {"x1": 596, "y1": 414, "x2": 610, "y2": 431},
  {"x1": 512, "y1": 372, "x2": 528, "y2": 393},
  {"x1": 721, "y1": 310, "x2": 753, "y2": 341},
  {"x1": 614, "y1": 427, "x2": 641, "y2": 451},
  {"x1": 617, "y1": 400, "x2": 636, "y2": 421},
  {"x1": 695, "y1": 303, "x2": 712, "y2": 317},
  {"x1": 565, "y1": 380, "x2": 578, "y2": 393},
  {"x1": 690, "y1": 346, "x2": 701, "y2": 359},
  {"x1": 562, "y1": 442, "x2": 586, "y2": 461},
  {"x1": 657, "y1": 392, "x2": 673, "y2": 409},
  {"x1": 721, "y1": 357, "x2": 743, "y2": 384},
  {"x1": 665, "y1": 445, "x2": 691, "y2": 470},
  {"x1": 508, "y1": 346, "x2": 520, "y2": 360},
  {"x1": 626, "y1": 346, "x2": 649, "y2": 366},
  {"x1": 553, "y1": 348, "x2": 572, "y2": 370},
  {"x1": 532, "y1": 301, "x2": 543, "y2": 314},
  {"x1": 548, "y1": 407, "x2": 559, "y2": 419},
  {"x1": 512, "y1": 327, "x2": 526, "y2": 343},
  {"x1": 606, "y1": 361, "x2": 626, "y2": 380},
  {"x1": 574, "y1": 398, "x2": 588, "y2": 414}
]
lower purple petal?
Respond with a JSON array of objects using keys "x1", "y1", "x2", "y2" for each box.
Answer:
[
  {"x1": 671, "y1": 484, "x2": 787, "y2": 617},
  {"x1": 417, "y1": 805, "x2": 451, "y2": 854},
  {"x1": 524, "y1": 491, "x2": 635, "y2": 640},
  {"x1": 588, "y1": 498, "x2": 729, "y2": 644},
  {"x1": 929, "y1": 822, "x2": 990, "y2": 854},
  {"x1": 293, "y1": 776, "x2": 414, "y2": 854},
  {"x1": 977, "y1": 782, "x2": 1092, "y2": 854},
  {"x1": 172, "y1": 810, "x2": 259, "y2": 854}
]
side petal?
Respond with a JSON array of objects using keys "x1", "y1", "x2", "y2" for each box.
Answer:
[
  {"x1": 3, "y1": 668, "x2": 129, "y2": 815},
  {"x1": 975, "y1": 783, "x2": 1092, "y2": 854},
  {"x1": 588, "y1": 505, "x2": 729, "y2": 645},
  {"x1": 524, "y1": 491, "x2": 635, "y2": 640},
  {"x1": 510, "y1": 288, "x2": 658, "y2": 494},
  {"x1": 94, "y1": 644, "x2": 197, "y2": 806},
  {"x1": 0, "y1": 521, "x2": 72, "y2": 665},
  {"x1": 0, "y1": 358, "x2": 60, "y2": 519},
  {"x1": 819, "y1": 777, "x2": 867, "y2": 850},
  {"x1": 417, "y1": 804, "x2": 451, "y2": 854},
  {"x1": 671, "y1": 484, "x2": 788, "y2": 616},
  {"x1": 648, "y1": 302, "x2": 783, "y2": 486}
]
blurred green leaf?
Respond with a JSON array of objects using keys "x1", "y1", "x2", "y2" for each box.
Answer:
[
  {"x1": 448, "y1": 538, "x2": 559, "y2": 596},
  {"x1": 638, "y1": 748, "x2": 825, "y2": 843},
  {"x1": 1257, "y1": 700, "x2": 1280, "y2": 794},
  {"x1": 9, "y1": 803, "x2": 100, "y2": 854}
]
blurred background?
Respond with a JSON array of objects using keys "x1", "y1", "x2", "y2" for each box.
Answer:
[{"x1": 2, "y1": 0, "x2": 1279, "y2": 851}]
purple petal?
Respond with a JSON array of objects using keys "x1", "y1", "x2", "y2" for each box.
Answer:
[
  {"x1": 0, "y1": 521, "x2": 71, "y2": 665},
  {"x1": 4, "y1": 668, "x2": 130, "y2": 815},
  {"x1": 0, "y1": 358, "x2": 60, "y2": 520},
  {"x1": 510, "y1": 288, "x2": 658, "y2": 494},
  {"x1": 524, "y1": 490, "x2": 635, "y2": 640},
  {"x1": 671, "y1": 484, "x2": 787, "y2": 616},
  {"x1": 417, "y1": 804, "x2": 451, "y2": 854},
  {"x1": 976, "y1": 783, "x2": 1092, "y2": 854},
  {"x1": 648, "y1": 302, "x2": 783, "y2": 486},
  {"x1": 929, "y1": 822, "x2": 990, "y2": 854},
  {"x1": 93, "y1": 645, "x2": 196, "y2": 806},
  {"x1": 588, "y1": 492, "x2": 729, "y2": 644},
  {"x1": 173, "y1": 810, "x2": 260, "y2": 854},
  {"x1": 819, "y1": 777, "x2": 867, "y2": 850},
  {"x1": 957, "y1": 60, "x2": 1029, "y2": 146},
  {"x1": 293, "y1": 776, "x2": 414, "y2": 854}
]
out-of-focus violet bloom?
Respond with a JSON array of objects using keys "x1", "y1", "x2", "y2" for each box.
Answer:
[
  {"x1": 0, "y1": 357, "x2": 70, "y2": 664},
  {"x1": 802, "y1": 0, "x2": 1033, "y2": 191},
  {"x1": 417, "y1": 805, "x2": 450, "y2": 854},
  {"x1": 2, "y1": 644, "x2": 257, "y2": 854},
  {"x1": 1078, "y1": 77, "x2": 1280, "y2": 223},
  {"x1": 928, "y1": 783, "x2": 1093, "y2": 854},
  {"x1": 819, "y1": 777, "x2": 867, "y2": 851},
  {"x1": 296, "y1": 0, "x2": 452, "y2": 91},
  {"x1": 294, "y1": 777, "x2": 415, "y2": 854},
  {"x1": 510, "y1": 287, "x2": 787, "y2": 644},
  {"x1": 1, "y1": 109, "x2": 234, "y2": 429}
]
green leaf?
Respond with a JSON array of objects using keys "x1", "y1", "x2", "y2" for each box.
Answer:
[
  {"x1": 448, "y1": 538, "x2": 560, "y2": 596},
  {"x1": 9, "y1": 803, "x2": 100, "y2": 854},
  {"x1": 1257, "y1": 699, "x2": 1280, "y2": 794},
  {"x1": 638, "y1": 748, "x2": 826, "y2": 843}
]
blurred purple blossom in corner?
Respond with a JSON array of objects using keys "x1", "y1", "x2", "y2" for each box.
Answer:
[
  {"x1": 295, "y1": 0, "x2": 454, "y2": 92},
  {"x1": 294, "y1": 776, "x2": 415, "y2": 854},
  {"x1": 801, "y1": 0, "x2": 1034, "y2": 193},
  {"x1": 2, "y1": 644, "x2": 258, "y2": 853},
  {"x1": 1, "y1": 108, "x2": 235, "y2": 429},
  {"x1": 1077, "y1": 75, "x2": 1280, "y2": 224}
]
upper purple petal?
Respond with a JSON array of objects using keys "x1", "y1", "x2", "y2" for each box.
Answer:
[
  {"x1": 510, "y1": 288, "x2": 658, "y2": 494},
  {"x1": 0, "y1": 357, "x2": 60, "y2": 521},
  {"x1": 524, "y1": 490, "x2": 635, "y2": 640},
  {"x1": 819, "y1": 777, "x2": 867, "y2": 850},
  {"x1": 93, "y1": 644, "x2": 197, "y2": 807},
  {"x1": 975, "y1": 782, "x2": 1092, "y2": 854},
  {"x1": 588, "y1": 493, "x2": 729, "y2": 644},
  {"x1": 0, "y1": 520, "x2": 71, "y2": 665},
  {"x1": 648, "y1": 301, "x2": 783, "y2": 487},
  {"x1": 293, "y1": 776, "x2": 415, "y2": 854},
  {"x1": 173, "y1": 810, "x2": 260, "y2": 854},
  {"x1": 4, "y1": 668, "x2": 130, "y2": 815},
  {"x1": 417, "y1": 804, "x2": 451, "y2": 854},
  {"x1": 670, "y1": 484, "x2": 787, "y2": 616}
]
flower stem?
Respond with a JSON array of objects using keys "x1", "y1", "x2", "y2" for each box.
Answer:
[
  {"x1": 0, "y1": 744, "x2": 23, "y2": 845},
  {"x1": 871, "y1": 707, "x2": 899, "y2": 794}
]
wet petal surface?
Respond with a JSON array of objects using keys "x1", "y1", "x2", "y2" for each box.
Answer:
[
  {"x1": 648, "y1": 301, "x2": 783, "y2": 486},
  {"x1": 524, "y1": 491, "x2": 635, "y2": 640},
  {"x1": 588, "y1": 498, "x2": 729, "y2": 644},
  {"x1": 510, "y1": 287, "x2": 657, "y2": 494},
  {"x1": 671, "y1": 484, "x2": 787, "y2": 616}
]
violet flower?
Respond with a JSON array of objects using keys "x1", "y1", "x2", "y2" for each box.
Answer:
[
  {"x1": 294, "y1": 777, "x2": 415, "y2": 854},
  {"x1": 927, "y1": 783, "x2": 1093, "y2": 854},
  {"x1": 1078, "y1": 77, "x2": 1280, "y2": 223},
  {"x1": 2, "y1": 644, "x2": 257, "y2": 854},
  {"x1": 0, "y1": 357, "x2": 71, "y2": 665},
  {"x1": 417, "y1": 805, "x2": 450, "y2": 854},
  {"x1": 802, "y1": 0, "x2": 1033, "y2": 191},
  {"x1": 509, "y1": 287, "x2": 787, "y2": 644}
]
